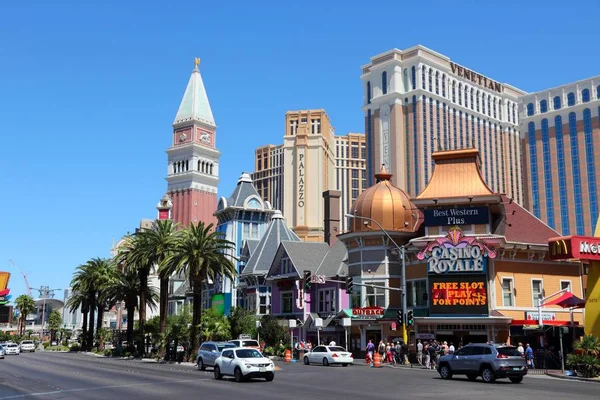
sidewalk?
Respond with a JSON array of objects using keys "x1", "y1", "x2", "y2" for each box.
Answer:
[{"x1": 545, "y1": 370, "x2": 600, "y2": 383}]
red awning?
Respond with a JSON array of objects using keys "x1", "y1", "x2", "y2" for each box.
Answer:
[
  {"x1": 511, "y1": 320, "x2": 577, "y2": 326},
  {"x1": 542, "y1": 292, "x2": 586, "y2": 309}
]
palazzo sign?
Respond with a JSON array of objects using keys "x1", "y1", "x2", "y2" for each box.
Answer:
[
  {"x1": 297, "y1": 152, "x2": 305, "y2": 208},
  {"x1": 424, "y1": 207, "x2": 489, "y2": 227},
  {"x1": 549, "y1": 236, "x2": 600, "y2": 261},
  {"x1": 450, "y1": 62, "x2": 503, "y2": 93}
]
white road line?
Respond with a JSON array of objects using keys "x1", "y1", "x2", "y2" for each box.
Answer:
[{"x1": 0, "y1": 378, "x2": 199, "y2": 399}]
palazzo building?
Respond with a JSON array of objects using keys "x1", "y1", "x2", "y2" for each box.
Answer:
[
  {"x1": 361, "y1": 45, "x2": 525, "y2": 204},
  {"x1": 520, "y1": 77, "x2": 600, "y2": 236}
]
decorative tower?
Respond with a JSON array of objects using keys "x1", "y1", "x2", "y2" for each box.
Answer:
[{"x1": 166, "y1": 58, "x2": 220, "y2": 227}]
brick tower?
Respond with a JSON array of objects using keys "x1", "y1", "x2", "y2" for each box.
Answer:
[{"x1": 166, "y1": 58, "x2": 220, "y2": 227}]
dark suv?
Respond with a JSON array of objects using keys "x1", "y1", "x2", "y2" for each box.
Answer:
[{"x1": 437, "y1": 344, "x2": 527, "y2": 383}]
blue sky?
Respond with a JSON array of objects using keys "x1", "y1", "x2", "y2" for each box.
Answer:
[{"x1": 1, "y1": 0, "x2": 599, "y2": 301}]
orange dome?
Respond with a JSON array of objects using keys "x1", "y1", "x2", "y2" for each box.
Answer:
[{"x1": 349, "y1": 165, "x2": 419, "y2": 233}]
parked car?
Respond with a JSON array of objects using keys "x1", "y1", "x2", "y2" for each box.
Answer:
[
  {"x1": 197, "y1": 341, "x2": 235, "y2": 371},
  {"x1": 20, "y1": 340, "x2": 36, "y2": 353},
  {"x1": 437, "y1": 343, "x2": 527, "y2": 383},
  {"x1": 4, "y1": 343, "x2": 20, "y2": 355},
  {"x1": 303, "y1": 345, "x2": 353, "y2": 367},
  {"x1": 0, "y1": 345, "x2": 5, "y2": 359},
  {"x1": 214, "y1": 347, "x2": 275, "y2": 382},
  {"x1": 228, "y1": 339, "x2": 261, "y2": 350}
]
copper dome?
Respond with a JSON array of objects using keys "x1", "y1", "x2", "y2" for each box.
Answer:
[{"x1": 349, "y1": 165, "x2": 419, "y2": 233}]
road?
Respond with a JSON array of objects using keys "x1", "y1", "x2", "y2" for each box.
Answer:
[{"x1": 0, "y1": 352, "x2": 598, "y2": 399}]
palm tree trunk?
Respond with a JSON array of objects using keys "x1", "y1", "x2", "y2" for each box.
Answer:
[
  {"x1": 138, "y1": 271, "x2": 148, "y2": 355},
  {"x1": 96, "y1": 303, "x2": 104, "y2": 348},
  {"x1": 126, "y1": 301, "x2": 135, "y2": 349},
  {"x1": 159, "y1": 277, "x2": 169, "y2": 336},
  {"x1": 190, "y1": 279, "x2": 203, "y2": 354},
  {"x1": 81, "y1": 309, "x2": 88, "y2": 350},
  {"x1": 88, "y1": 302, "x2": 95, "y2": 351}
]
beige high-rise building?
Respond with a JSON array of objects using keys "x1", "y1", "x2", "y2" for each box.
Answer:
[
  {"x1": 252, "y1": 110, "x2": 366, "y2": 241},
  {"x1": 361, "y1": 45, "x2": 526, "y2": 204}
]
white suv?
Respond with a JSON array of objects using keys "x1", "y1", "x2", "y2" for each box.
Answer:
[
  {"x1": 214, "y1": 347, "x2": 275, "y2": 382},
  {"x1": 20, "y1": 340, "x2": 35, "y2": 353}
]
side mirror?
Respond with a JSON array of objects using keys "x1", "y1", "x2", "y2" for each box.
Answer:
[{"x1": 211, "y1": 349, "x2": 217, "y2": 353}]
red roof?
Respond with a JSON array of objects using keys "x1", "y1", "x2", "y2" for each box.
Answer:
[{"x1": 494, "y1": 195, "x2": 560, "y2": 245}]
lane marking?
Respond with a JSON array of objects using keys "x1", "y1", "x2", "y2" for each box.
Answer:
[{"x1": 0, "y1": 378, "x2": 199, "y2": 399}]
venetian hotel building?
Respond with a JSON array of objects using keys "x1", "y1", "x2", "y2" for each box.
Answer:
[
  {"x1": 361, "y1": 45, "x2": 526, "y2": 204},
  {"x1": 520, "y1": 77, "x2": 600, "y2": 236}
]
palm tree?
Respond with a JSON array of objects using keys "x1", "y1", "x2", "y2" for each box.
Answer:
[
  {"x1": 14, "y1": 294, "x2": 36, "y2": 336},
  {"x1": 165, "y1": 222, "x2": 237, "y2": 353},
  {"x1": 66, "y1": 290, "x2": 88, "y2": 349},
  {"x1": 71, "y1": 262, "x2": 97, "y2": 351},
  {"x1": 85, "y1": 258, "x2": 117, "y2": 347}
]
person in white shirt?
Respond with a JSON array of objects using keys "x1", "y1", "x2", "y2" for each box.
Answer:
[
  {"x1": 517, "y1": 342, "x2": 524, "y2": 354},
  {"x1": 417, "y1": 340, "x2": 423, "y2": 365},
  {"x1": 448, "y1": 343, "x2": 455, "y2": 354},
  {"x1": 329, "y1": 340, "x2": 336, "y2": 346}
]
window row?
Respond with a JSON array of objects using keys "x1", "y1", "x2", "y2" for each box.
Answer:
[
  {"x1": 526, "y1": 85, "x2": 600, "y2": 116},
  {"x1": 501, "y1": 278, "x2": 571, "y2": 307},
  {"x1": 171, "y1": 159, "x2": 215, "y2": 175}
]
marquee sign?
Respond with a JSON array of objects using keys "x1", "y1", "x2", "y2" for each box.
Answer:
[
  {"x1": 429, "y1": 274, "x2": 489, "y2": 316},
  {"x1": 351, "y1": 306, "x2": 384, "y2": 319},
  {"x1": 423, "y1": 206, "x2": 489, "y2": 227},
  {"x1": 0, "y1": 272, "x2": 11, "y2": 306},
  {"x1": 417, "y1": 227, "x2": 497, "y2": 274},
  {"x1": 549, "y1": 236, "x2": 600, "y2": 261}
]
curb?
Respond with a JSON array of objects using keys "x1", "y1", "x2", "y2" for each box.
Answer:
[{"x1": 545, "y1": 372, "x2": 600, "y2": 383}]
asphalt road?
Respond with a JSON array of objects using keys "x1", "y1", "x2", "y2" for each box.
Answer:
[{"x1": 0, "y1": 352, "x2": 598, "y2": 399}]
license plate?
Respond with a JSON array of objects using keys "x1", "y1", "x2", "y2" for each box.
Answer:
[
  {"x1": 513, "y1": 367, "x2": 521, "y2": 371},
  {"x1": 259, "y1": 368, "x2": 266, "y2": 373}
]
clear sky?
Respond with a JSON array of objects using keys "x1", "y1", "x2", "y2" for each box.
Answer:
[{"x1": 1, "y1": 0, "x2": 599, "y2": 301}]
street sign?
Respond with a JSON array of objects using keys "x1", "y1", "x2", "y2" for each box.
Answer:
[{"x1": 310, "y1": 275, "x2": 326, "y2": 284}]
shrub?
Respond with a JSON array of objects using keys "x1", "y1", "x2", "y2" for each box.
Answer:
[
  {"x1": 103, "y1": 349, "x2": 112, "y2": 357},
  {"x1": 69, "y1": 343, "x2": 81, "y2": 352},
  {"x1": 123, "y1": 351, "x2": 131, "y2": 358},
  {"x1": 567, "y1": 335, "x2": 600, "y2": 378},
  {"x1": 42, "y1": 342, "x2": 50, "y2": 349}
]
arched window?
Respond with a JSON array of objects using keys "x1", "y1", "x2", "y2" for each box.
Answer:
[
  {"x1": 493, "y1": 98, "x2": 497, "y2": 118},
  {"x1": 422, "y1": 67, "x2": 426, "y2": 89},
  {"x1": 512, "y1": 104, "x2": 517, "y2": 124},
  {"x1": 526, "y1": 103, "x2": 534, "y2": 116},
  {"x1": 482, "y1": 94, "x2": 486, "y2": 115},
  {"x1": 476, "y1": 91, "x2": 480, "y2": 113},
  {"x1": 569, "y1": 112, "x2": 585, "y2": 234},
  {"x1": 381, "y1": 71, "x2": 387, "y2": 95},
  {"x1": 428, "y1": 69, "x2": 433, "y2": 92},
  {"x1": 553, "y1": 96, "x2": 561, "y2": 110},
  {"x1": 452, "y1": 81, "x2": 456, "y2": 102},
  {"x1": 367, "y1": 81, "x2": 371, "y2": 104},
  {"x1": 435, "y1": 71, "x2": 440, "y2": 95},
  {"x1": 597, "y1": 85, "x2": 600, "y2": 100},
  {"x1": 540, "y1": 100, "x2": 547, "y2": 113},
  {"x1": 464, "y1": 86, "x2": 468, "y2": 107},
  {"x1": 411, "y1": 66, "x2": 416, "y2": 90},
  {"x1": 442, "y1": 74, "x2": 446, "y2": 97},
  {"x1": 197, "y1": 160, "x2": 201, "y2": 171},
  {"x1": 210, "y1": 164, "x2": 214, "y2": 175},
  {"x1": 458, "y1": 83, "x2": 462, "y2": 105},
  {"x1": 528, "y1": 121, "x2": 540, "y2": 217},
  {"x1": 470, "y1": 88, "x2": 474, "y2": 110},
  {"x1": 554, "y1": 115, "x2": 570, "y2": 235},
  {"x1": 568, "y1": 92, "x2": 575, "y2": 106},
  {"x1": 185, "y1": 160, "x2": 189, "y2": 171},
  {"x1": 487, "y1": 96, "x2": 491, "y2": 116},
  {"x1": 582, "y1": 88, "x2": 590, "y2": 102}
]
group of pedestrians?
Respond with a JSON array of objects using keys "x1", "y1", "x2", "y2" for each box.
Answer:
[
  {"x1": 416, "y1": 340, "x2": 454, "y2": 369},
  {"x1": 517, "y1": 342, "x2": 536, "y2": 368},
  {"x1": 365, "y1": 340, "x2": 408, "y2": 365}
]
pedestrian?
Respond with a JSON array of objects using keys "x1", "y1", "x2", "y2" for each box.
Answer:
[
  {"x1": 395, "y1": 341, "x2": 402, "y2": 365},
  {"x1": 525, "y1": 343, "x2": 535, "y2": 369},
  {"x1": 424, "y1": 342, "x2": 431, "y2": 369},
  {"x1": 386, "y1": 343, "x2": 392, "y2": 363},
  {"x1": 417, "y1": 340, "x2": 423, "y2": 366},
  {"x1": 517, "y1": 342, "x2": 524, "y2": 354},
  {"x1": 329, "y1": 339, "x2": 336, "y2": 346},
  {"x1": 378, "y1": 340, "x2": 386, "y2": 361},
  {"x1": 448, "y1": 342, "x2": 455, "y2": 354},
  {"x1": 366, "y1": 340, "x2": 375, "y2": 364},
  {"x1": 428, "y1": 341, "x2": 437, "y2": 370}
]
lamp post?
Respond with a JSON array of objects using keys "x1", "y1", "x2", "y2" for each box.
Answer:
[
  {"x1": 345, "y1": 214, "x2": 408, "y2": 345},
  {"x1": 35, "y1": 286, "x2": 62, "y2": 338}
]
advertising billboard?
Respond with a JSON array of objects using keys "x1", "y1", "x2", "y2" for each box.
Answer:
[
  {"x1": 423, "y1": 207, "x2": 489, "y2": 227},
  {"x1": 211, "y1": 293, "x2": 225, "y2": 316},
  {"x1": 429, "y1": 274, "x2": 489, "y2": 316},
  {"x1": 0, "y1": 272, "x2": 11, "y2": 306},
  {"x1": 0, "y1": 305, "x2": 12, "y2": 323}
]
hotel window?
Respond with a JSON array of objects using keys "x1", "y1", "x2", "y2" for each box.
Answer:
[
  {"x1": 443, "y1": 103, "x2": 448, "y2": 149},
  {"x1": 541, "y1": 118, "x2": 555, "y2": 228},
  {"x1": 540, "y1": 99, "x2": 548, "y2": 113},
  {"x1": 351, "y1": 146, "x2": 359, "y2": 159},
  {"x1": 493, "y1": 99, "x2": 497, "y2": 119},
  {"x1": 561, "y1": 281, "x2": 572, "y2": 292},
  {"x1": 428, "y1": 69, "x2": 433, "y2": 92},
  {"x1": 361, "y1": 144, "x2": 366, "y2": 159},
  {"x1": 501, "y1": 278, "x2": 514, "y2": 307},
  {"x1": 367, "y1": 81, "x2": 371, "y2": 104},
  {"x1": 569, "y1": 112, "x2": 585, "y2": 234},
  {"x1": 423, "y1": 96, "x2": 428, "y2": 182},
  {"x1": 442, "y1": 74, "x2": 446, "y2": 97},
  {"x1": 411, "y1": 66, "x2": 416, "y2": 90},
  {"x1": 422, "y1": 67, "x2": 426, "y2": 89},
  {"x1": 512, "y1": 104, "x2": 516, "y2": 124},
  {"x1": 532, "y1": 280, "x2": 543, "y2": 307},
  {"x1": 458, "y1": 83, "x2": 462, "y2": 105},
  {"x1": 470, "y1": 88, "x2": 474, "y2": 110},
  {"x1": 453, "y1": 109, "x2": 457, "y2": 149},
  {"x1": 412, "y1": 96, "x2": 419, "y2": 194},
  {"x1": 243, "y1": 222, "x2": 259, "y2": 239},
  {"x1": 597, "y1": 85, "x2": 600, "y2": 99},
  {"x1": 555, "y1": 116, "x2": 570, "y2": 235},
  {"x1": 482, "y1": 95, "x2": 486, "y2": 115},
  {"x1": 554, "y1": 96, "x2": 561, "y2": 110},
  {"x1": 568, "y1": 92, "x2": 575, "y2": 106},
  {"x1": 367, "y1": 109, "x2": 373, "y2": 186},
  {"x1": 476, "y1": 90, "x2": 480, "y2": 112},
  {"x1": 318, "y1": 288, "x2": 336, "y2": 313},
  {"x1": 528, "y1": 121, "x2": 540, "y2": 218},
  {"x1": 407, "y1": 280, "x2": 427, "y2": 308},
  {"x1": 429, "y1": 97, "x2": 434, "y2": 171},
  {"x1": 382, "y1": 71, "x2": 388, "y2": 95},
  {"x1": 464, "y1": 86, "x2": 468, "y2": 108},
  {"x1": 435, "y1": 71, "x2": 439, "y2": 94},
  {"x1": 311, "y1": 119, "x2": 321, "y2": 134},
  {"x1": 583, "y1": 109, "x2": 599, "y2": 226},
  {"x1": 247, "y1": 295, "x2": 256, "y2": 313},
  {"x1": 487, "y1": 97, "x2": 491, "y2": 116},
  {"x1": 281, "y1": 291, "x2": 293, "y2": 314},
  {"x1": 582, "y1": 89, "x2": 590, "y2": 102},
  {"x1": 459, "y1": 111, "x2": 464, "y2": 148},
  {"x1": 436, "y1": 100, "x2": 441, "y2": 151},
  {"x1": 365, "y1": 281, "x2": 386, "y2": 308},
  {"x1": 259, "y1": 293, "x2": 269, "y2": 315},
  {"x1": 452, "y1": 81, "x2": 456, "y2": 102}
]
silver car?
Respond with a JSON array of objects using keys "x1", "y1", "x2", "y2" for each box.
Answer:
[
  {"x1": 437, "y1": 343, "x2": 527, "y2": 383},
  {"x1": 4, "y1": 343, "x2": 20, "y2": 355},
  {"x1": 0, "y1": 345, "x2": 5, "y2": 359},
  {"x1": 197, "y1": 341, "x2": 235, "y2": 371}
]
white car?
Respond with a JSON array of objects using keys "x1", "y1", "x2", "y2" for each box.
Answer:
[
  {"x1": 20, "y1": 340, "x2": 35, "y2": 352},
  {"x1": 214, "y1": 347, "x2": 275, "y2": 382},
  {"x1": 4, "y1": 343, "x2": 20, "y2": 355},
  {"x1": 303, "y1": 345, "x2": 353, "y2": 366},
  {"x1": 0, "y1": 345, "x2": 5, "y2": 359}
]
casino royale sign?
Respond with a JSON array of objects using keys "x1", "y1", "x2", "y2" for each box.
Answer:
[
  {"x1": 450, "y1": 62, "x2": 503, "y2": 94},
  {"x1": 417, "y1": 227, "x2": 497, "y2": 274}
]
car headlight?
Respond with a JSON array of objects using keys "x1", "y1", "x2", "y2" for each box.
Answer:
[{"x1": 244, "y1": 364, "x2": 252, "y2": 368}]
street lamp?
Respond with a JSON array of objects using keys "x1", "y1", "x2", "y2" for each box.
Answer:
[
  {"x1": 34, "y1": 286, "x2": 62, "y2": 337},
  {"x1": 345, "y1": 213, "x2": 408, "y2": 345}
]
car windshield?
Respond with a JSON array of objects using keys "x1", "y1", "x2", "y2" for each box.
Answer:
[
  {"x1": 498, "y1": 347, "x2": 522, "y2": 357},
  {"x1": 328, "y1": 346, "x2": 347, "y2": 352},
  {"x1": 7, "y1": 344, "x2": 17, "y2": 348},
  {"x1": 21, "y1": 341, "x2": 33, "y2": 344},
  {"x1": 236, "y1": 349, "x2": 262, "y2": 358},
  {"x1": 242, "y1": 340, "x2": 259, "y2": 347},
  {"x1": 217, "y1": 344, "x2": 235, "y2": 351}
]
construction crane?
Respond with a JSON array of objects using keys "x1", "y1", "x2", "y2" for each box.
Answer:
[{"x1": 9, "y1": 259, "x2": 31, "y2": 296}]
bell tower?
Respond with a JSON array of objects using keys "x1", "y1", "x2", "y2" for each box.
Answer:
[{"x1": 166, "y1": 58, "x2": 220, "y2": 227}]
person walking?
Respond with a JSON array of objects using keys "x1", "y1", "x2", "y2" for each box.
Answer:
[
  {"x1": 517, "y1": 342, "x2": 524, "y2": 354},
  {"x1": 366, "y1": 340, "x2": 374, "y2": 364},
  {"x1": 417, "y1": 340, "x2": 423, "y2": 366},
  {"x1": 525, "y1": 343, "x2": 535, "y2": 369},
  {"x1": 424, "y1": 342, "x2": 431, "y2": 369}
]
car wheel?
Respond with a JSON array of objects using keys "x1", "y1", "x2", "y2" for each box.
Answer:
[
  {"x1": 213, "y1": 366, "x2": 222, "y2": 380},
  {"x1": 303, "y1": 356, "x2": 310, "y2": 365},
  {"x1": 466, "y1": 374, "x2": 478, "y2": 381},
  {"x1": 342, "y1": 364, "x2": 348, "y2": 367},
  {"x1": 234, "y1": 367, "x2": 244, "y2": 382},
  {"x1": 481, "y1": 367, "x2": 496, "y2": 383},
  {"x1": 509, "y1": 376, "x2": 523, "y2": 384},
  {"x1": 197, "y1": 359, "x2": 205, "y2": 371},
  {"x1": 439, "y1": 364, "x2": 453, "y2": 379},
  {"x1": 323, "y1": 357, "x2": 329, "y2": 366},
  {"x1": 265, "y1": 372, "x2": 274, "y2": 382}
]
